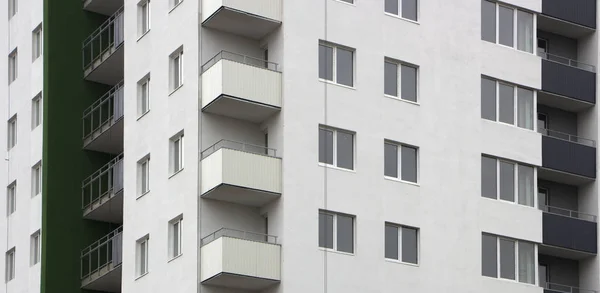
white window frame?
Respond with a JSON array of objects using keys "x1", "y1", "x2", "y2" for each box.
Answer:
[
  {"x1": 7, "y1": 115, "x2": 17, "y2": 150},
  {"x1": 32, "y1": 93, "x2": 42, "y2": 129},
  {"x1": 384, "y1": 140, "x2": 419, "y2": 184},
  {"x1": 485, "y1": 77, "x2": 537, "y2": 131},
  {"x1": 136, "y1": 235, "x2": 149, "y2": 277},
  {"x1": 32, "y1": 24, "x2": 42, "y2": 61},
  {"x1": 138, "y1": 155, "x2": 150, "y2": 197},
  {"x1": 384, "y1": 58, "x2": 419, "y2": 103},
  {"x1": 30, "y1": 230, "x2": 40, "y2": 266},
  {"x1": 138, "y1": 75, "x2": 150, "y2": 117},
  {"x1": 318, "y1": 210, "x2": 355, "y2": 254},
  {"x1": 168, "y1": 216, "x2": 183, "y2": 259},
  {"x1": 5, "y1": 248, "x2": 15, "y2": 282},
  {"x1": 384, "y1": 0, "x2": 419, "y2": 22},
  {"x1": 32, "y1": 162, "x2": 42, "y2": 197},
  {"x1": 318, "y1": 41, "x2": 355, "y2": 88},
  {"x1": 8, "y1": 49, "x2": 17, "y2": 84},
  {"x1": 6, "y1": 181, "x2": 16, "y2": 216},
  {"x1": 318, "y1": 126, "x2": 355, "y2": 170},
  {"x1": 486, "y1": 1, "x2": 537, "y2": 54},
  {"x1": 170, "y1": 132, "x2": 184, "y2": 175},
  {"x1": 8, "y1": 0, "x2": 17, "y2": 19},
  {"x1": 138, "y1": 0, "x2": 151, "y2": 37},
  {"x1": 485, "y1": 233, "x2": 538, "y2": 285},
  {"x1": 169, "y1": 48, "x2": 183, "y2": 92},
  {"x1": 384, "y1": 223, "x2": 420, "y2": 265},
  {"x1": 485, "y1": 156, "x2": 537, "y2": 208}
]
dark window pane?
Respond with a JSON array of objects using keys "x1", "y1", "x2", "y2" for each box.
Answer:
[
  {"x1": 499, "y1": 6, "x2": 514, "y2": 47},
  {"x1": 337, "y1": 215, "x2": 354, "y2": 253},
  {"x1": 336, "y1": 48, "x2": 353, "y2": 86},
  {"x1": 500, "y1": 239, "x2": 516, "y2": 280},
  {"x1": 499, "y1": 83, "x2": 514, "y2": 124},
  {"x1": 319, "y1": 45, "x2": 333, "y2": 81},
  {"x1": 481, "y1": 77, "x2": 496, "y2": 120},
  {"x1": 319, "y1": 129, "x2": 333, "y2": 165},
  {"x1": 481, "y1": 0, "x2": 496, "y2": 42},
  {"x1": 384, "y1": 62, "x2": 398, "y2": 96},
  {"x1": 499, "y1": 161, "x2": 515, "y2": 202},
  {"x1": 402, "y1": 227, "x2": 418, "y2": 264},
  {"x1": 401, "y1": 146, "x2": 417, "y2": 183},
  {"x1": 481, "y1": 156, "x2": 497, "y2": 199},
  {"x1": 384, "y1": 143, "x2": 398, "y2": 178},
  {"x1": 482, "y1": 234, "x2": 497, "y2": 277},
  {"x1": 319, "y1": 213, "x2": 334, "y2": 249},
  {"x1": 385, "y1": 224, "x2": 399, "y2": 260},
  {"x1": 337, "y1": 131, "x2": 354, "y2": 169},
  {"x1": 401, "y1": 65, "x2": 417, "y2": 102},
  {"x1": 385, "y1": 0, "x2": 398, "y2": 14},
  {"x1": 402, "y1": 0, "x2": 418, "y2": 21}
]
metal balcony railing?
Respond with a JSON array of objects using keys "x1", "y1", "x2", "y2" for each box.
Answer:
[
  {"x1": 538, "y1": 52, "x2": 596, "y2": 73},
  {"x1": 544, "y1": 282, "x2": 598, "y2": 293},
  {"x1": 538, "y1": 128, "x2": 596, "y2": 147},
  {"x1": 540, "y1": 204, "x2": 597, "y2": 222},
  {"x1": 82, "y1": 6, "x2": 124, "y2": 72},
  {"x1": 200, "y1": 228, "x2": 278, "y2": 246},
  {"x1": 201, "y1": 139, "x2": 277, "y2": 159},
  {"x1": 81, "y1": 226, "x2": 123, "y2": 280},
  {"x1": 201, "y1": 50, "x2": 279, "y2": 73},
  {"x1": 82, "y1": 81, "x2": 124, "y2": 142},
  {"x1": 82, "y1": 154, "x2": 124, "y2": 211}
]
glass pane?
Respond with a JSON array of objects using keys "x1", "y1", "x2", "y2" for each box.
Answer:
[
  {"x1": 319, "y1": 129, "x2": 334, "y2": 165},
  {"x1": 402, "y1": 0, "x2": 417, "y2": 21},
  {"x1": 385, "y1": 224, "x2": 399, "y2": 260},
  {"x1": 482, "y1": 234, "x2": 497, "y2": 277},
  {"x1": 539, "y1": 264, "x2": 547, "y2": 288},
  {"x1": 336, "y1": 48, "x2": 353, "y2": 86},
  {"x1": 517, "y1": 11, "x2": 534, "y2": 53},
  {"x1": 385, "y1": 0, "x2": 398, "y2": 14},
  {"x1": 337, "y1": 215, "x2": 354, "y2": 253},
  {"x1": 319, "y1": 45, "x2": 333, "y2": 81},
  {"x1": 173, "y1": 140, "x2": 180, "y2": 171},
  {"x1": 401, "y1": 65, "x2": 417, "y2": 102},
  {"x1": 401, "y1": 146, "x2": 417, "y2": 183},
  {"x1": 500, "y1": 239, "x2": 516, "y2": 280},
  {"x1": 481, "y1": 0, "x2": 496, "y2": 42},
  {"x1": 140, "y1": 242, "x2": 147, "y2": 274},
  {"x1": 499, "y1": 84, "x2": 515, "y2": 124},
  {"x1": 481, "y1": 77, "x2": 497, "y2": 120},
  {"x1": 518, "y1": 165, "x2": 534, "y2": 207},
  {"x1": 538, "y1": 188, "x2": 547, "y2": 209},
  {"x1": 499, "y1": 6, "x2": 514, "y2": 47},
  {"x1": 499, "y1": 161, "x2": 515, "y2": 202},
  {"x1": 384, "y1": 62, "x2": 398, "y2": 96},
  {"x1": 517, "y1": 88, "x2": 533, "y2": 130},
  {"x1": 173, "y1": 56, "x2": 180, "y2": 88},
  {"x1": 481, "y1": 156, "x2": 497, "y2": 199},
  {"x1": 518, "y1": 242, "x2": 535, "y2": 284},
  {"x1": 337, "y1": 131, "x2": 354, "y2": 169},
  {"x1": 402, "y1": 227, "x2": 418, "y2": 264},
  {"x1": 319, "y1": 213, "x2": 334, "y2": 249},
  {"x1": 173, "y1": 222, "x2": 180, "y2": 256},
  {"x1": 384, "y1": 143, "x2": 398, "y2": 178}
]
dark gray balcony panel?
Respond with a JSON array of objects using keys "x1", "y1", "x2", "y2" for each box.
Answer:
[
  {"x1": 541, "y1": 60, "x2": 596, "y2": 104},
  {"x1": 542, "y1": 136, "x2": 596, "y2": 178},
  {"x1": 543, "y1": 212, "x2": 597, "y2": 254},
  {"x1": 542, "y1": 0, "x2": 596, "y2": 29}
]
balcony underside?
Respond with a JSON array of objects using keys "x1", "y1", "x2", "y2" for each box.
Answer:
[
  {"x1": 538, "y1": 167, "x2": 595, "y2": 186},
  {"x1": 202, "y1": 272, "x2": 279, "y2": 291},
  {"x1": 84, "y1": 45, "x2": 124, "y2": 85},
  {"x1": 83, "y1": 189, "x2": 123, "y2": 224},
  {"x1": 83, "y1": 0, "x2": 123, "y2": 16},
  {"x1": 202, "y1": 95, "x2": 280, "y2": 123},
  {"x1": 202, "y1": 184, "x2": 280, "y2": 207},
  {"x1": 538, "y1": 91, "x2": 594, "y2": 113},
  {"x1": 539, "y1": 244, "x2": 596, "y2": 260},
  {"x1": 203, "y1": 7, "x2": 281, "y2": 40},
  {"x1": 81, "y1": 263, "x2": 122, "y2": 292},
  {"x1": 83, "y1": 118, "x2": 124, "y2": 154},
  {"x1": 538, "y1": 14, "x2": 595, "y2": 38}
]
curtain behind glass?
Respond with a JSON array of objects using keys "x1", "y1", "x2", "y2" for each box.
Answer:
[
  {"x1": 517, "y1": 88, "x2": 534, "y2": 130},
  {"x1": 518, "y1": 242, "x2": 535, "y2": 284},
  {"x1": 518, "y1": 165, "x2": 534, "y2": 207},
  {"x1": 517, "y1": 11, "x2": 533, "y2": 53}
]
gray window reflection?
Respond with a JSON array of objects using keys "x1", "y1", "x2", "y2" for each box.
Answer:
[
  {"x1": 336, "y1": 48, "x2": 353, "y2": 86},
  {"x1": 337, "y1": 215, "x2": 354, "y2": 253},
  {"x1": 319, "y1": 45, "x2": 333, "y2": 81},
  {"x1": 337, "y1": 131, "x2": 354, "y2": 169}
]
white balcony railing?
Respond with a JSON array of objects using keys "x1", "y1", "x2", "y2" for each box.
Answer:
[
  {"x1": 82, "y1": 154, "x2": 124, "y2": 212},
  {"x1": 83, "y1": 7, "x2": 124, "y2": 73},
  {"x1": 82, "y1": 81, "x2": 124, "y2": 143},
  {"x1": 81, "y1": 227, "x2": 123, "y2": 281}
]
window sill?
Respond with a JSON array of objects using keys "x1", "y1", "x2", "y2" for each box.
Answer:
[
  {"x1": 137, "y1": 110, "x2": 150, "y2": 121},
  {"x1": 318, "y1": 79, "x2": 356, "y2": 90},
  {"x1": 137, "y1": 30, "x2": 151, "y2": 42},
  {"x1": 168, "y1": 1, "x2": 183, "y2": 13},
  {"x1": 384, "y1": 258, "x2": 419, "y2": 267},
  {"x1": 169, "y1": 84, "x2": 184, "y2": 96},
  {"x1": 482, "y1": 40, "x2": 535, "y2": 56},
  {"x1": 333, "y1": 0, "x2": 355, "y2": 6},
  {"x1": 136, "y1": 190, "x2": 150, "y2": 200},
  {"x1": 482, "y1": 275, "x2": 537, "y2": 287},
  {"x1": 319, "y1": 247, "x2": 355, "y2": 256},
  {"x1": 168, "y1": 254, "x2": 183, "y2": 263},
  {"x1": 384, "y1": 94, "x2": 419, "y2": 106},
  {"x1": 384, "y1": 176, "x2": 419, "y2": 186},
  {"x1": 384, "y1": 12, "x2": 419, "y2": 25},
  {"x1": 482, "y1": 118, "x2": 536, "y2": 133},
  {"x1": 481, "y1": 196, "x2": 536, "y2": 209},
  {"x1": 135, "y1": 272, "x2": 149, "y2": 281},
  {"x1": 318, "y1": 163, "x2": 356, "y2": 173},
  {"x1": 169, "y1": 168, "x2": 184, "y2": 179}
]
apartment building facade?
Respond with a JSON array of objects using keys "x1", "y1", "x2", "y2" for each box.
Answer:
[{"x1": 1, "y1": 0, "x2": 600, "y2": 293}]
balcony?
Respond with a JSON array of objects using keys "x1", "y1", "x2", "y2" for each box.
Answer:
[
  {"x1": 201, "y1": 51, "x2": 281, "y2": 123},
  {"x1": 83, "y1": 82, "x2": 124, "y2": 154},
  {"x1": 81, "y1": 227, "x2": 122, "y2": 292},
  {"x1": 202, "y1": 0, "x2": 281, "y2": 39},
  {"x1": 544, "y1": 283, "x2": 598, "y2": 293},
  {"x1": 541, "y1": 206, "x2": 597, "y2": 258},
  {"x1": 83, "y1": 7, "x2": 124, "y2": 85},
  {"x1": 539, "y1": 54, "x2": 596, "y2": 112},
  {"x1": 200, "y1": 228, "x2": 281, "y2": 290},
  {"x1": 82, "y1": 154, "x2": 123, "y2": 223},
  {"x1": 539, "y1": 0, "x2": 596, "y2": 38},
  {"x1": 83, "y1": 0, "x2": 123, "y2": 16},
  {"x1": 539, "y1": 129, "x2": 596, "y2": 185},
  {"x1": 201, "y1": 140, "x2": 281, "y2": 207}
]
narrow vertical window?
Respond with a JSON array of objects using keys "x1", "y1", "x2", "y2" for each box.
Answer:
[
  {"x1": 8, "y1": 49, "x2": 17, "y2": 84},
  {"x1": 138, "y1": 156, "x2": 150, "y2": 195},
  {"x1": 318, "y1": 127, "x2": 355, "y2": 170},
  {"x1": 481, "y1": 77, "x2": 496, "y2": 120},
  {"x1": 318, "y1": 42, "x2": 354, "y2": 87},
  {"x1": 169, "y1": 216, "x2": 183, "y2": 259},
  {"x1": 170, "y1": 132, "x2": 184, "y2": 174},
  {"x1": 336, "y1": 47, "x2": 354, "y2": 87},
  {"x1": 5, "y1": 248, "x2": 15, "y2": 282},
  {"x1": 8, "y1": 0, "x2": 17, "y2": 18},
  {"x1": 517, "y1": 10, "x2": 534, "y2": 53},
  {"x1": 136, "y1": 236, "x2": 149, "y2": 276},
  {"x1": 32, "y1": 25, "x2": 42, "y2": 61},
  {"x1": 481, "y1": 156, "x2": 497, "y2": 199},
  {"x1": 318, "y1": 211, "x2": 355, "y2": 253},
  {"x1": 32, "y1": 93, "x2": 42, "y2": 129},
  {"x1": 482, "y1": 234, "x2": 497, "y2": 277},
  {"x1": 170, "y1": 48, "x2": 183, "y2": 91},
  {"x1": 7, "y1": 115, "x2": 17, "y2": 150},
  {"x1": 6, "y1": 182, "x2": 16, "y2": 216},
  {"x1": 481, "y1": 0, "x2": 496, "y2": 42},
  {"x1": 318, "y1": 128, "x2": 334, "y2": 165},
  {"x1": 139, "y1": 0, "x2": 151, "y2": 36},
  {"x1": 32, "y1": 162, "x2": 42, "y2": 197},
  {"x1": 384, "y1": 61, "x2": 398, "y2": 97},
  {"x1": 318, "y1": 44, "x2": 334, "y2": 81},
  {"x1": 30, "y1": 231, "x2": 40, "y2": 265},
  {"x1": 138, "y1": 75, "x2": 150, "y2": 116}
]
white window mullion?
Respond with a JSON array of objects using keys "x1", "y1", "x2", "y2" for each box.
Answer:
[
  {"x1": 397, "y1": 63, "x2": 402, "y2": 98},
  {"x1": 514, "y1": 162, "x2": 519, "y2": 204},
  {"x1": 534, "y1": 244, "x2": 539, "y2": 285},
  {"x1": 513, "y1": 86, "x2": 518, "y2": 126},
  {"x1": 332, "y1": 130, "x2": 338, "y2": 167},
  {"x1": 514, "y1": 241, "x2": 519, "y2": 281},
  {"x1": 398, "y1": 0, "x2": 403, "y2": 17},
  {"x1": 496, "y1": 159, "x2": 500, "y2": 200},
  {"x1": 533, "y1": 91, "x2": 538, "y2": 132},
  {"x1": 496, "y1": 237, "x2": 501, "y2": 277},
  {"x1": 533, "y1": 167, "x2": 538, "y2": 209},
  {"x1": 332, "y1": 215, "x2": 338, "y2": 251},
  {"x1": 397, "y1": 145, "x2": 402, "y2": 179},
  {"x1": 397, "y1": 226, "x2": 403, "y2": 261},
  {"x1": 332, "y1": 47, "x2": 337, "y2": 83},
  {"x1": 495, "y1": 3, "x2": 500, "y2": 44},
  {"x1": 513, "y1": 8, "x2": 518, "y2": 49},
  {"x1": 495, "y1": 81, "x2": 500, "y2": 123},
  {"x1": 533, "y1": 14, "x2": 537, "y2": 56}
]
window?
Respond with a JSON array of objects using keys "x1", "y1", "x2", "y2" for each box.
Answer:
[
  {"x1": 385, "y1": 0, "x2": 418, "y2": 21},
  {"x1": 481, "y1": 77, "x2": 534, "y2": 130},
  {"x1": 138, "y1": 0, "x2": 150, "y2": 36},
  {"x1": 138, "y1": 156, "x2": 150, "y2": 195},
  {"x1": 136, "y1": 235, "x2": 149, "y2": 277},
  {"x1": 384, "y1": 141, "x2": 418, "y2": 183},
  {"x1": 171, "y1": 0, "x2": 182, "y2": 9},
  {"x1": 30, "y1": 231, "x2": 40, "y2": 265},
  {"x1": 6, "y1": 182, "x2": 16, "y2": 216},
  {"x1": 318, "y1": 126, "x2": 354, "y2": 170},
  {"x1": 481, "y1": 156, "x2": 535, "y2": 207},
  {"x1": 385, "y1": 223, "x2": 419, "y2": 264},
  {"x1": 384, "y1": 59, "x2": 418, "y2": 102},
  {"x1": 318, "y1": 42, "x2": 354, "y2": 87},
  {"x1": 319, "y1": 211, "x2": 354, "y2": 253},
  {"x1": 481, "y1": 1, "x2": 534, "y2": 53},
  {"x1": 170, "y1": 48, "x2": 183, "y2": 91},
  {"x1": 8, "y1": 49, "x2": 17, "y2": 84},
  {"x1": 170, "y1": 132, "x2": 184, "y2": 174},
  {"x1": 5, "y1": 248, "x2": 15, "y2": 282},
  {"x1": 7, "y1": 115, "x2": 17, "y2": 150},
  {"x1": 482, "y1": 234, "x2": 535, "y2": 284},
  {"x1": 138, "y1": 75, "x2": 150, "y2": 116},
  {"x1": 32, "y1": 25, "x2": 42, "y2": 61},
  {"x1": 32, "y1": 93, "x2": 42, "y2": 129},
  {"x1": 169, "y1": 216, "x2": 182, "y2": 259},
  {"x1": 32, "y1": 162, "x2": 41, "y2": 197},
  {"x1": 8, "y1": 0, "x2": 16, "y2": 18}
]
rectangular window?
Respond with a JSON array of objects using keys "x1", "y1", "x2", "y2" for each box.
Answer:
[
  {"x1": 170, "y1": 133, "x2": 184, "y2": 174},
  {"x1": 8, "y1": 49, "x2": 17, "y2": 84},
  {"x1": 384, "y1": 141, "x2": 418, "y2": 183},
  {"x1": 8, "y1": 0, "x2": 17, "y2": 18},
  {"x1": 318, "y1": 211, "x2": 354, "y2": 254},
  {"x1": 482, "y1": 234, "x2": 535, "y2": 284},
  {"x1": 481, "y1": 1, "x2": 534, "y2": 53},
  {"x1": 385, "y1": 0, "x2": 418, "y2": 21},
  {"x1": 32, "y1": 25, "x2": 42, "y2": 61},
  {"x1": 6, "y1": 182, "x2": 16, "y2": 216},
  {"x1": 30, "y1": 231, "x2": 40, "y2": 265},
  {"x1": 170, "y1": 48, "x2": 183, "y2": 91},
  {"x1": 32, "y1": 93, "x2": 42, "y2": 129},
  {"x1": 318, "y1": 126, "x2": 354, "y2": 170},
  {"x1": 481, "y1": 156, "x2": 534, "y2": 207},
  {"x1": 318, "y1": 42, "x2": 354, "y2": 87},
  {"x1": 384, "y1": 59, "x2": 418, "y2": 102},
  {"x1": 136, "y1": 236, "x2": 149, "y2": 276},
  {"x1": 139, "y1": 0, "x2": 150, "y2": 36},
  {"x1": 481, "y1": 77, "x2": 534, "y2": 130},
  {"x1": 32, "y1": 162, "x2": 41, "y2": 197},
  {"x1": 5, "y1": 248, "x2": 15, "y2": 282},
  {"x1": 169, "y1": 216, "x2": 182, "y2": 259},
  {"x1": 7, "y1": 115, "x2": 17, "y2": 150},
  {"x1": 385, "y1": 223, "x2": 419, "y2": 264},
  {"x1": 138, "y1": 156, "x2": 150, "y2": 195},
  {"x1": 138, "y1": 76, "x2": 150, "y2": 116}
]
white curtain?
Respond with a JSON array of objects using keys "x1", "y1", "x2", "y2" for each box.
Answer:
[
  {"x1": 517, "y1": 88, "x2": 534, "y2": 130},
  {"x1": 517, "y1": 11, "x2": 534, "y2": 53},
  {"x1": 518, "y1": 242, "x2": 535, "y2": 284},
  {"x1": 518, "y1": 165, "x2": 534, "y2": 207}
]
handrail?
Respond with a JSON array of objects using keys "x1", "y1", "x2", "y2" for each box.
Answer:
[
  {"x1": 83, "y1": 81, "x2": 124, "y2": 118},
  {"x1": 82, "y1": 82, "x2": 124, "y2": 141},
  {"x1": 544, "y1": 282, "x2": 598, "y2": 293},
  {"x1": 201, "y1": 50, "x2": 279, "y2": 73},
  {"x1": 540, "y1": 204, "x2": 597, "y2": 222},
  {"x1": 82, "y1": 154, "x2": 124, "y2": 210},
  {"x1": 82, "y1": 6, "x2": 124, "y2": 70},
  {"x1": 200, "y1": 139, "x2": 277, "y2": 159},
  {"x1": 81, "y1": 226, "x2": 123, "y2": 280},
  {"x1": 200, "y1": 228, "x2": 278, "y2": 246},
  {"x1": 538, "y1": 52, "x2": 596, "y2": 73},
  {"x1": 538, "y1": 128, "x2": 596, "y2": 147}
]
